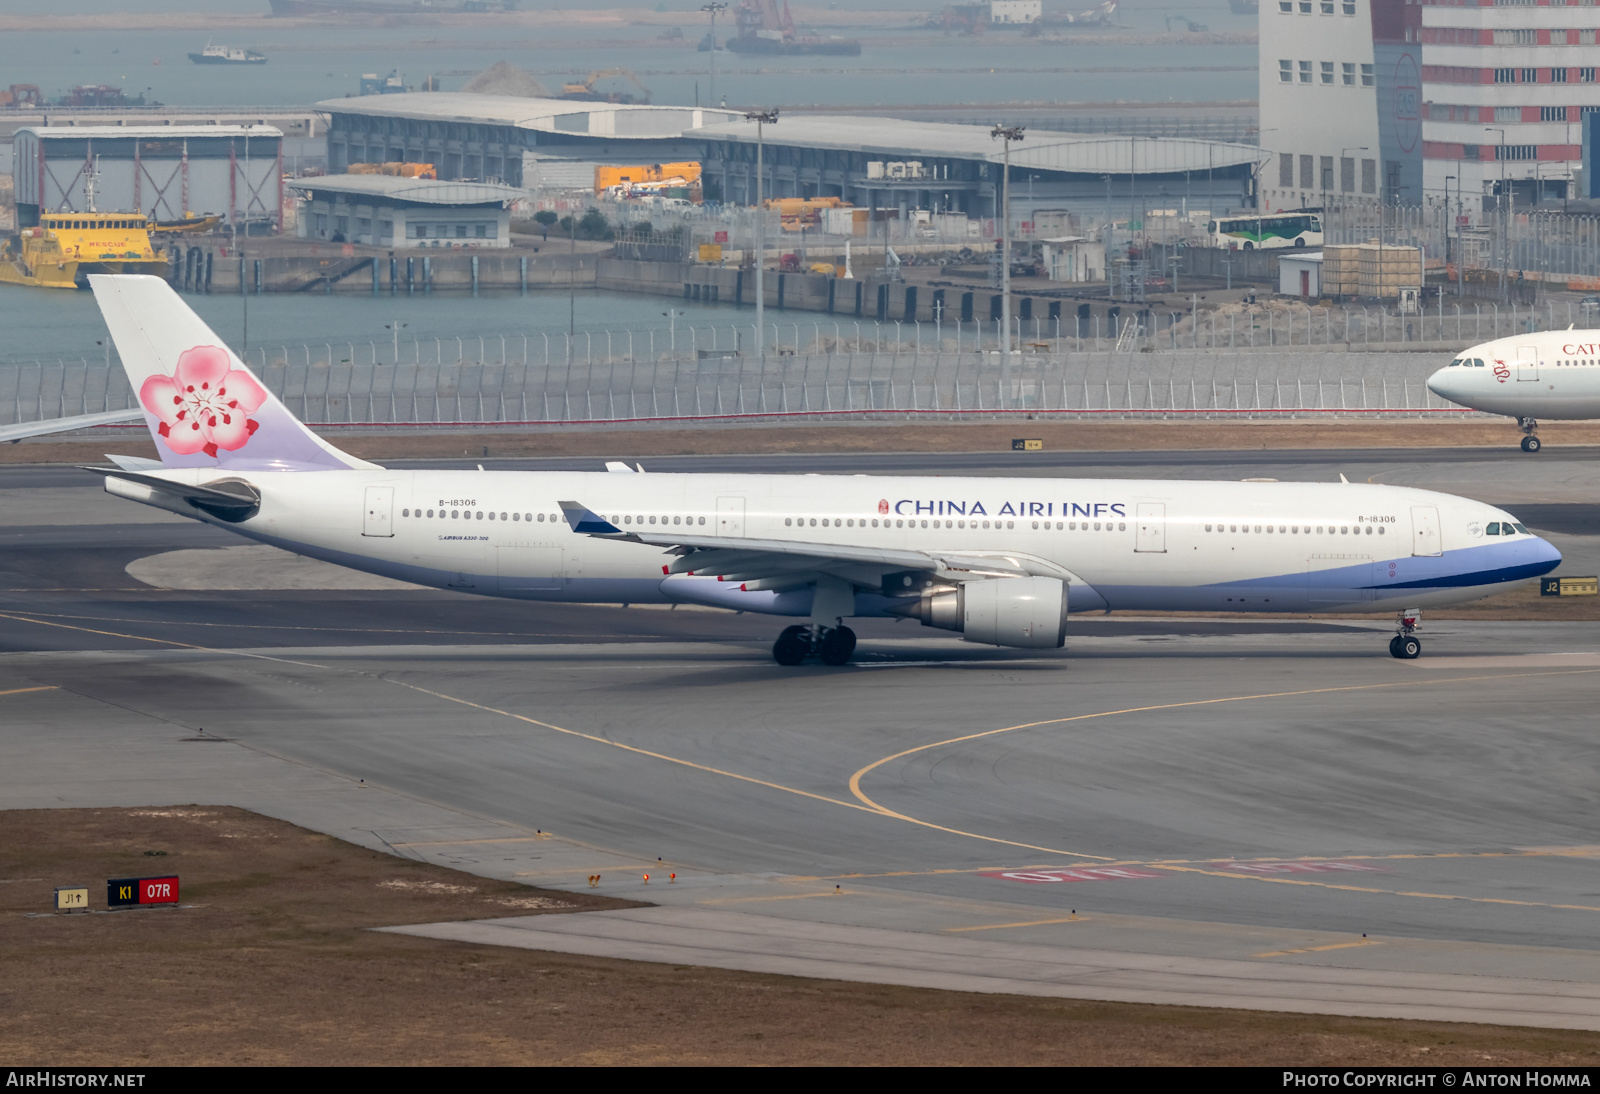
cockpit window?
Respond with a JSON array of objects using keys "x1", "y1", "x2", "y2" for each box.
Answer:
[
  {"x1": 1485, "y1": 522, "x2": 1501, "y2": 535},
  {"x1": 1474, "y1": 358, "x2": 1485, "y2": 367},
  {"x1": 1512, "y1": 522, "x2": 1529, "y2": 534},
  {"x1": 1448, "y1": 358, "x2": 1462, "y2": 367}
]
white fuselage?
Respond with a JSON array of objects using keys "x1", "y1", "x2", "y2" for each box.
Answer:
[
  {"x1": 110, "y1": 468, "x2": 1559, "y2": 617},
  {"x1": 1427, "y1": 330, "x2": 1600, "y2": 419}
]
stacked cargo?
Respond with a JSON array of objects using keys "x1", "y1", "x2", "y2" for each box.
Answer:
[
  {"x1": 1359, "y1": 243, "x2": 1422, "y2": 298},
  {"x1": 1320, "y1": 244, "x2": 1362, "y2": 296},
  {"x1": 1319, "y1": 242, "x2": 1421, "y2": 299}
]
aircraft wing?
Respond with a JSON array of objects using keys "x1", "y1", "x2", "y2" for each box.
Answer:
[
  {"x1": 0, "y1": 408, "x2": 143, "y2": 444},
  {"x1": 559, "y1": 500, "x2": 1071, "y2": 591}
]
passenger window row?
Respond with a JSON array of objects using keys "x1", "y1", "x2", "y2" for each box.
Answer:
[
  {"x1": 1204, "y1": 522, "x2": 1385, "y2": 536},
  {"x1": 401, "y1": 508, "x2": 558, "y2": 523},
  {"x1": 614, "y1": 514, "x2": 707, "y2": 526}
]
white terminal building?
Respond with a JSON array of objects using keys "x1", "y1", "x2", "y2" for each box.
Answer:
[{"x1": 1261, "y1": 0, "x2": 1600, "y2": 216}]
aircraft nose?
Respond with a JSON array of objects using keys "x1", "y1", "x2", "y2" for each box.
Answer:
[
  {"x1": 1426, "y1": 366, "x2": 1461, "y2": 402},
  {"x1": 1533, "y1": 535, "x2": 1563, "y2": 572}
]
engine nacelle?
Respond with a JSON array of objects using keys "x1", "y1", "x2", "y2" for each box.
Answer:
[{"x1": 899, "y1": 576, "x2": 1068, "y2": 649}]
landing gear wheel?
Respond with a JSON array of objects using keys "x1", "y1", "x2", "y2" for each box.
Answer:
[
  {"x1": 1391, "y1": 635, "x2": 1421, "y2": 660},
  {"x1": 1388, "y1": 635, "x2": 1402, "y2": 658},
  {"x1": 772, "y1": 625, "x2": 809, "y2": 666},
  {"x1": 816, "y1": 626, "x2": 857, "y2": 666},
  {"x1": 1521, "y1": 435, "x2": 1542, "y2": 453}
]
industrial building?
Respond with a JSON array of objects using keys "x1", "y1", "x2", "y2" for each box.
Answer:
[
  {"x1": 287, "y1": 175, "x2": 521, "y2": 248},
  {"x1": 693, "y1": 114, "x2": 1263, "y2": 222},
  {"x1": 11, "y1": 124, "x2": 284, "y2": 230},
  {"x1": 318, "y1": 92, "x2": 1268, "y2": 223},
  {"x1": 318, "y1": 94, "x2": 740, "y2": 189},
  {"x1": 1260, "y1": 0, "x2": 1600, "y2": 212}
]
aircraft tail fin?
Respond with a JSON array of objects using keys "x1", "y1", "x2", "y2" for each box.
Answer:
[{"x1": 89, "y1": 274, "x2": 378, "y2": 472}]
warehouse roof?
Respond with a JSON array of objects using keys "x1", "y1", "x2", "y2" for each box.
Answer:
[
  {"x1": 288, "y1": 175, "x2": 523, "y2": 205},
  {"x1": 17, "y1": 124, "x2": 284, "y2": 140},
  {"x1": 317, "y1": 92, "x2": 740, "y2": 139},
  {"x1": 316, "y1": 93, "x2": 1266, "y2": 176},
  {"x1": 694, "y1": 115, "x2": 1267, "y2": 176}
]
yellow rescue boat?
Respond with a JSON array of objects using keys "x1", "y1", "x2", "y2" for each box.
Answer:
[{"x1": 0, "y1": 212, "x2": 169, "y2": 290}]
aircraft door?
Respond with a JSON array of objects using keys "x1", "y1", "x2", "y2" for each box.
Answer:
[
  {"x1": 1410, "y1": 505, "x2": 1442, "y2": 556},
  {"x1": 717, "y1": 496, "x2": 746, "y2": 538},
  {"x1": 362, "y1": 486, "x2": 394, "y2": 537},
  {"x1": 1516, "y1": 345, "x2": 1539, "y2": 382},
  {"x1": 1134, "y1": 502, "x2": 1166, "y2": 553}
]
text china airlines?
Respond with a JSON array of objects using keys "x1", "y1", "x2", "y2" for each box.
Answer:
[{"x1": 888, "y1": 498, "x2": 1128, "y2": 518}]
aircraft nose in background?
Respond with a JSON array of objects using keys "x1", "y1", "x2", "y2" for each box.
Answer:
[{"x1": 1426, "y1": 366, "x2": 1464, "y2": 404}]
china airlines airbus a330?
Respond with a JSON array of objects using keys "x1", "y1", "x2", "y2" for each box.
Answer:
[
  {"x1": 1427, "y1": 329, "x2": 1600, "y2": 451},
  {"x1": 90, "y1": 274, "x2": 1558, "y2": 663}
]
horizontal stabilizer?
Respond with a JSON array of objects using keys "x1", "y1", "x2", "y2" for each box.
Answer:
[
  {"x1": 91, "y1": 467, "x2": 261, "y2": 521},
  {"x1": 0, "y1": 408, "x2": 142, "y2": 445}
]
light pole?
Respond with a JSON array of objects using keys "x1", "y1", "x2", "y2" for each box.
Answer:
[
  {"x1": 745, "y1": 108, "x2": 778, "y2": 360},
  {"x1": 1445, "y1": 174, "x2": 1462, "y2": 298},
  {"x1": 1338, "y1": 146, "x2": 1367, "y2": 243},
  {"x1": 386, "y1": 321, "x2": 407, "y2": 364},
  {"x1": 992, "y1": 123, "x2": 1023, "y2": 408},
  {"x1": 1487, "y1": 127, "x2": 1507, "y2": 302},
  {"x1": 700, "y1": 3, "x2": 726, "y2": 106}
]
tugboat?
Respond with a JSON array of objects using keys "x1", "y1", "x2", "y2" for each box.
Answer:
[{"x1": 188, "y1": 42, "x2": 267, "y2": 65}]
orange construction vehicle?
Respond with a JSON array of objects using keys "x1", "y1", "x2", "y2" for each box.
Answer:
[
  {"x1": 764, "y1": 195, "x2": 850, "y2": 232},
  {"x1": 346, "y1": 162, "x2": 437, "y2": 179}
]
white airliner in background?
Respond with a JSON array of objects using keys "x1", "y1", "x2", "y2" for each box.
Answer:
[
  {"x1": 89, "y1": 275, "x2": 1559, "y2": 663},
  {"x1": 1427, "y1": 330, "x2": 1600, "y2": 451}
]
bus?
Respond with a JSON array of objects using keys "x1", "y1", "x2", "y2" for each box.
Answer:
[{"x1": 1206, "y1": 213, "x2": 1322, "y2": 250}]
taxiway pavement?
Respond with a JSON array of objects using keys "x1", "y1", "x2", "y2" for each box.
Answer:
[{"x1": 5, "y1": 449, "x2": 1600, "y2": 1026}]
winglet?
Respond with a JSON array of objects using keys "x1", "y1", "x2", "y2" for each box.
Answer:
[
  {"x1": 1339, "y1": 473, "x2": 1349, "y2": 484},
  {"x1": 558, "y1": 500, "x2": 623, "y2": 535}
]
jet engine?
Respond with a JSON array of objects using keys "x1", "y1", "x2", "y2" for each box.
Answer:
[{"x1": 894, "y1": 576, "x2": 1068, "y2": 649}]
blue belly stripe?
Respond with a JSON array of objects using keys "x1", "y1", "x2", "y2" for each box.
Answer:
[{"x1": 1367, "y1": 557, "x2": 1559, "y2": 590}]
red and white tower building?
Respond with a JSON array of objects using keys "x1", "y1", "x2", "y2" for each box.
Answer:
[{"x1": 1420, "y1": 0, "x2": 1600, "y2": 210}]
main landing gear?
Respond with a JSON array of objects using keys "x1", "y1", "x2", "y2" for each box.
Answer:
[
  {"x1": 1519, "y1": 417, "x2": 1542, "y2": 453},
  {"x1": 772, "y1": 624, "x2": 857, "y2": 666},
  {"x1": 1388, "y1": 608, "x2": 1422, "y2": 660}
]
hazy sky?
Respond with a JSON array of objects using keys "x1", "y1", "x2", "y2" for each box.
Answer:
[{"x1": 13, "y1": 1, "x2": 1229, "y2": 18}]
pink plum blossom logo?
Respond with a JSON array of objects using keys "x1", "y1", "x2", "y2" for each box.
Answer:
[{"x1": 139, "y1": 345, "x2": 268, "y2": 458}]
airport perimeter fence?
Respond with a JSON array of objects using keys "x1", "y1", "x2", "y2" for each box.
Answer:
[{"x1": 5, "y1": 347, "x2": 1481, "y2": 432}]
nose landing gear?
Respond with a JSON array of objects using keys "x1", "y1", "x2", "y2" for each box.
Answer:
[
  {"x1": 1389, "y1": 608, "x2": 1422, "y2": 659},
  {"x1": 1518, "y1": 417, "x2": 1542, "y2": 453},
  {"x1": 772, "y1": 623, "x2": 857, "y2": 666}
]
